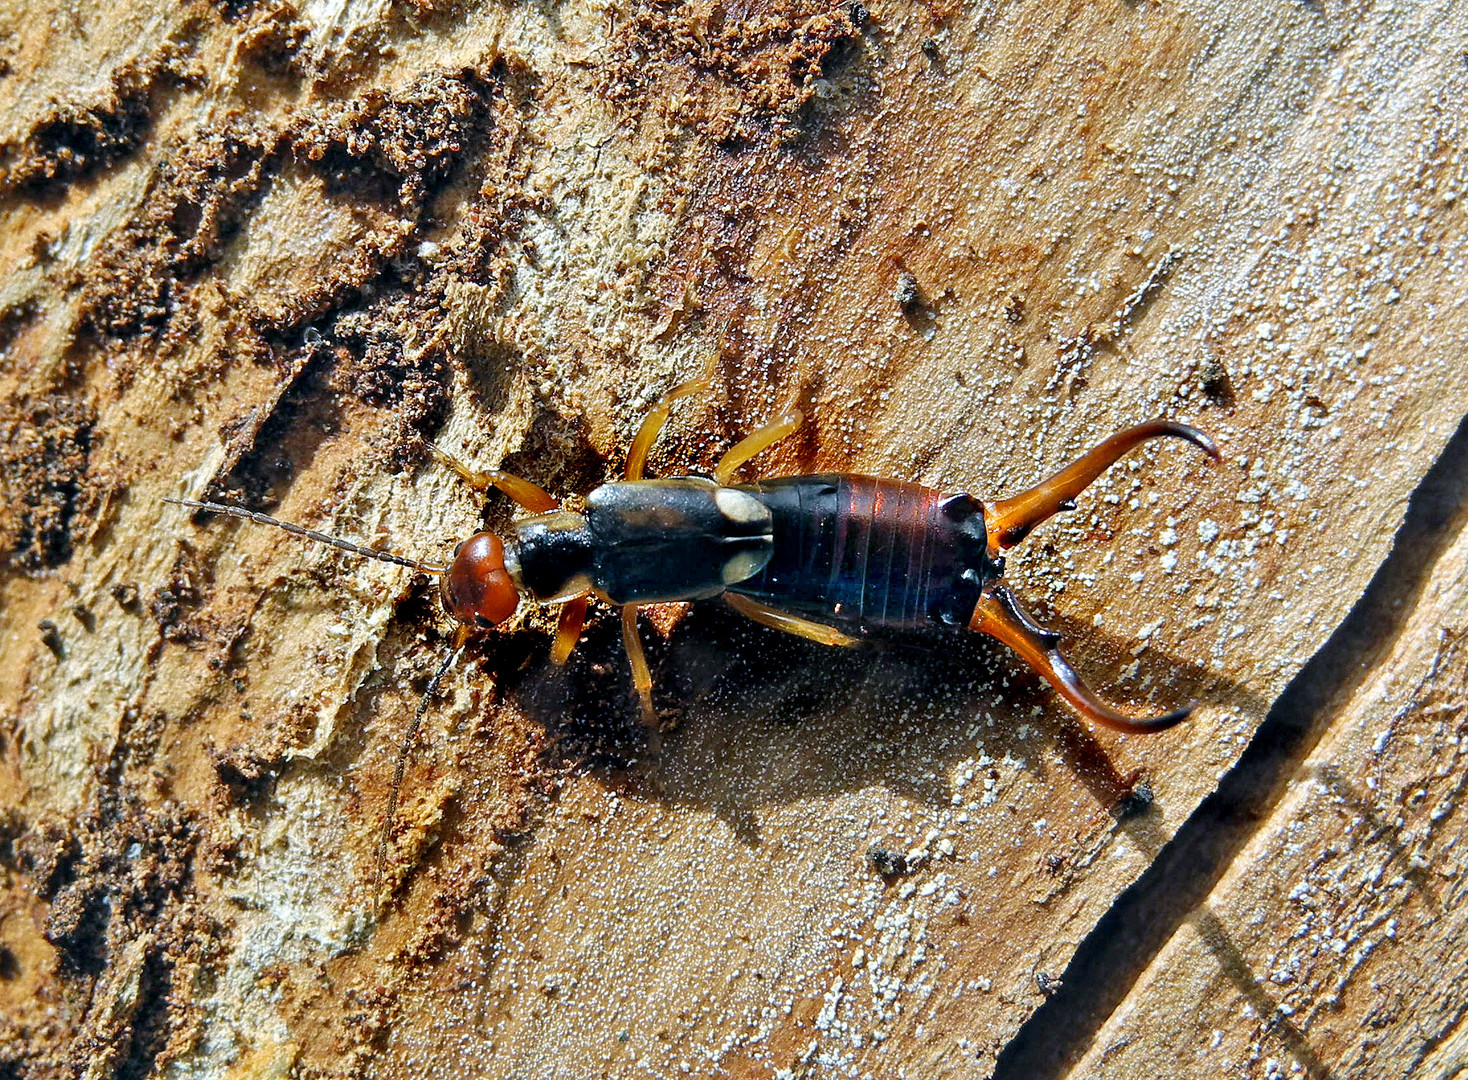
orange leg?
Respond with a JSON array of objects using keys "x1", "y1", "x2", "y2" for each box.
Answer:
[
  {"x1": 968, "y1": 585, "x2": 1191, "y2": 734},
  {"x1": 551, "y1": 595, "x2": 589, "y2": 665},
  {"x1": 624, "y1": 376, "x2": 710, "y2": 482},
  {"x1": 723, "y1": 592, "x2": 858, "y2": 647},
  {"x1": 428, "y1": 443, "x2": 558, "y2": 513},
  {"x1": 621, "y1": 605, "x2": 657, "y2": 723},
  {"x1": 713, "y1": 408, "x2": 804, "y2": 485},
  {"x1": 983, "y1": 421, "x2": 1218, "y2": 556}
]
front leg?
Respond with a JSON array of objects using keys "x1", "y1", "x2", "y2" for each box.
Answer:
[
  {"x1": 551, "y1": 595, "x2": 589, "y2": 665},
  {"x1": 427, "y1": 443, "x2": 558, "y2": 513}
]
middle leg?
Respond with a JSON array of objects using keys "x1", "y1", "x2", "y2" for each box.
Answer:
[
  {"x1": 621, "y1": 605, "x2": 657, "y2": 723},
  {"x1": 624, "y1": 376, "x2": 710, "y2": 482},
  {"x1": 714, "y1": 408, "x2": 804, "y2": 485}
]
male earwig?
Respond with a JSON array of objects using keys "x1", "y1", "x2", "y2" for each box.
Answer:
[{"x1": 171, "y1": 382, "x2": 1217, "y2": 888}]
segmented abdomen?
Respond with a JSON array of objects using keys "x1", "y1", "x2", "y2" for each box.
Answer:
[{"x1": 728, "y1": 475, "x2": 980, "y2": 630}]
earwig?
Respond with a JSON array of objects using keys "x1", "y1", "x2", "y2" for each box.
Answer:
[{"x1": 171, "y1": 382, "x2": 1218, "y2": 892}]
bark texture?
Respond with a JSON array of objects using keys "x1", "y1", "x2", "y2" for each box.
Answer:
[{"x1": 0, "y1": 0, "x2": 1464, "y2": 1077}]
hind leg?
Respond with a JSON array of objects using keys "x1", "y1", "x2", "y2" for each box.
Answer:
[{"x1": 724, "y1": 593, "x2": 858, "y2": 647}]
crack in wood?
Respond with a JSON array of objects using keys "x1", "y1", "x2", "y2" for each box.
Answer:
[{"x1": 993, "y1": 406, "x2": 1468, "y2": 1080}]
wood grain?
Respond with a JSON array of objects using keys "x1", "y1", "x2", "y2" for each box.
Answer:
[
  {"x1": 0, "y1": 0, "x2": 1463, "y2": 1076},
  {"x1": 1071, "y1": 454, "x2": 1468, "y2": 1079}
]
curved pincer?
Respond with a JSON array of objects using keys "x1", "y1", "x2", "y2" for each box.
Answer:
[
  {"x1": 983, "y1": 421, "x2": 1220, "y2": 556},
  {"x1": 968, "y1": 585, "x2": 1193, "y2": 734}
]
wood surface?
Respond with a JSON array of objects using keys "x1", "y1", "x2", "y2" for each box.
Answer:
[
  {"x1": 1073, "y1": 437, "x2": 1468, "y2": 1080},
  {"x1": 0, "y1": 0, "x2": 1464, "y2": 1077}
]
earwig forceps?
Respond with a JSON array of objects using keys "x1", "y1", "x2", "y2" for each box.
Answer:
[{"x1": 966, "y1": 420, "x2": 1220, "y2": 731}]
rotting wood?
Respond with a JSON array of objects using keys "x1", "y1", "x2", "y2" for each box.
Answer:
[{"x1": 0, "y1": 0, "x2": 1465, "y2": 1078}]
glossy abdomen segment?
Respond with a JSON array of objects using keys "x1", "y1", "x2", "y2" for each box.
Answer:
[{"x1": 728, "y1": 475, "x2": 988, "y2": 631}]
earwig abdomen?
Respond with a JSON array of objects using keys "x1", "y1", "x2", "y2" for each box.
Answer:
[{"x1": 728, "y1": 475, "x2": 998, "y2": 632}]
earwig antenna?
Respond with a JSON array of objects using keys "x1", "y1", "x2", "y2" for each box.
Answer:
[
  {"x1": 165, "y1": 498, "x2": 447, "y2": 576},
  {"x1": 374, "y1": 633, "x2": 466, "y2": 902}
]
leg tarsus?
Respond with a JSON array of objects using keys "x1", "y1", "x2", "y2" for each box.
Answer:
[
  {"x1": 984, "y1": 421, "x2": 1219, "y2": 555},
  {"x1": 621, "y1": 605, "x2": 657, "y2": 724},
  {"x1": 968, "y1": 585, "x2": 1192, "y2": 734},
  {"x1": 714, "y1": 408, "x2": 804, "y2": 485},
  {"x1": 724, "y1": 592, "x2": 860, "y2": 647},
  {"x1": 551, "y1": 595, "x2": 589, "y2": 665}
]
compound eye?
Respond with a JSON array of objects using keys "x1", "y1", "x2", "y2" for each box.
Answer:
[{"x1": 440, "y1": 532, "x2": 518, "y2": 629}]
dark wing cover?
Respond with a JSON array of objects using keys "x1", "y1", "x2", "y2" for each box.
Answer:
[{"x1": 586, "y1": 479, "x2": 773, "y2": 605}]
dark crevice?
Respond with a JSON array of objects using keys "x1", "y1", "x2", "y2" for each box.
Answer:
[
  {"x1": 993, "y1": 406, "x2": 1468, "y2": 1080},
  {"x1": 115, "y1": 948, "x2": 173, "y2": 1080},
  {"x1": 0, "y1": 48, "x2": 195, "y2": 198}
]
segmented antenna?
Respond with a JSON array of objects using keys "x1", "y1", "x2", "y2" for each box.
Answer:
[{"x1": 165, "y1": 498, "x2": 446, "y2": 575}]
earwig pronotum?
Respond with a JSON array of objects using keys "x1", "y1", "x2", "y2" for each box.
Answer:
[{"x1": 170, "y1": 379, "x2": 1218, "y2": 889}]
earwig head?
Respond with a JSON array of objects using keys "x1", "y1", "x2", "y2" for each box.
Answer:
[{"x1": 440, "y1": 531, "x2": 519, "y2": 630}]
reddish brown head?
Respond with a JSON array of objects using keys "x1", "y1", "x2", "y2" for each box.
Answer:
[{"x1": 440, "y1": 531, "x2": 519, "y2": 630}]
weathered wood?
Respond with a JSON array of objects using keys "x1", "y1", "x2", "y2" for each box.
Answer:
[
  {"x1": 1071, "y1": 468, "x2": 1468, "y2": 1079},
  {"x1": 0, "y1": 0, "x2": 1464, "y2": 1076}
]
